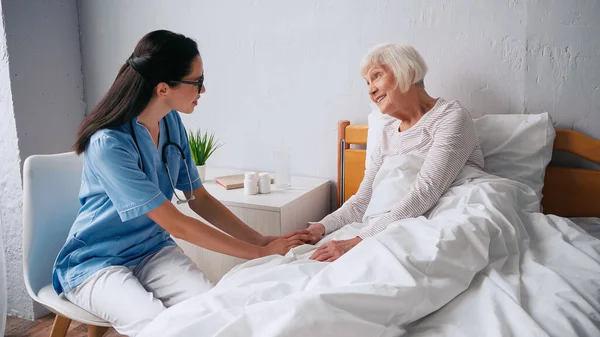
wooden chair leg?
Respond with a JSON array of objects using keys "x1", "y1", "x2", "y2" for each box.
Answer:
[
  {"x1": 88, "y1": 325, "x2": 110, "y2": 337},
  {"x1": 49, "y1": 314, "x2": 72, "y2": 337}
]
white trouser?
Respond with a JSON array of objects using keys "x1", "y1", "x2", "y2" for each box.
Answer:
[{"x1": 65, "y1": 245, "x2": 213, "y2": 336}]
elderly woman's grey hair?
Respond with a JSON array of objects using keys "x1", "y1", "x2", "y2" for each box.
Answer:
[{"x1": 360, "y1": 43, "x2": 428, "y2": 93}]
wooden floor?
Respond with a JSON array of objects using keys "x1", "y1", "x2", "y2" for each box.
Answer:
[{"x1": 5, "y1": 314, "x2": 123, "y2": 337}]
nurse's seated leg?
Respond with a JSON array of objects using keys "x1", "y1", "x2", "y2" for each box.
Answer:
[
  {"x1": 133, "y1": 245, "x2": 213, "y2": 307},
  {"x1": 64, "y1": 266, "x2": 166, "y2": 336}
]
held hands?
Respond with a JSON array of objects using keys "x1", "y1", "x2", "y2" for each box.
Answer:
[
  {"x1": 254, "y1": 225, "x2": 363, "y2": 261},
  {"x1": 258, "y1": 230, "x2": 312, "y2": 257},
  {"x1": 309, "y1": 237, "x2": 362, "y2": 262},
  {"x1": 276, "y1": 222, "x2": 325, "y2": 246}
]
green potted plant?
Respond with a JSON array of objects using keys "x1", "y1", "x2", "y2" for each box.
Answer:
[{"x1": 188, "y1": 129, "x2": 224, "y2": 182}]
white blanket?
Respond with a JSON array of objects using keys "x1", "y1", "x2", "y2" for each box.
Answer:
[{"x1": 139, "y1": 154, "x2": 600, "y2": 337}]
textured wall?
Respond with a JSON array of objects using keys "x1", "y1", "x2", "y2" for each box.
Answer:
[
  {"x1": 77, "y1": 0, "x2": 599, "y2": 186},
  {"x1": 0, "y1": 3, "x2": 32, "y2": 319},
  {"x1": 0, "y1": 211, "x2": 6, "y2": 335},
  {"x1": 525, "y1": 0, "x2": 600, "y2": 138},
  {"x1": 4, "y1": 0, "x2": 86, "y2": 172},
  {"x1": 1, "y1": 0, "x2": 85, "y2": 319}
]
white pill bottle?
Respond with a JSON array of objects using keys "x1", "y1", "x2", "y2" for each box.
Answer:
[
  {"x1": 258, "y1": 172, "x2": 271, "y2": 194},
  {"x1": 244, "y1": 172, "x2": 258, "y2": 195}
]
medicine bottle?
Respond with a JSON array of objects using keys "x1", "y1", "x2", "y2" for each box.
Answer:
[
  {"x1": 244, "y1": 172, "x2": 258, "y2": 195},
  {"x1": 258, "y1": 172, "x2": 271, "y2": 194}
]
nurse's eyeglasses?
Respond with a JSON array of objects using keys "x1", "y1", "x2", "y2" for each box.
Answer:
[
  {"x1": 129, "y1": 118, "x2": 196, "y2": 205},
  {"x1": 170, "y1": 74, "x2": 204, "y2": 93}
]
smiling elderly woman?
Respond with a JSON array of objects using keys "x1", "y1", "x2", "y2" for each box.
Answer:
[{"x1": 305, "y1": 43, "x2": 485, "y2": 262}]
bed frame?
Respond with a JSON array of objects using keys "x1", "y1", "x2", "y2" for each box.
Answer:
[{"x1": 336, "y1": 120, "x2": 600, "y2": 217}]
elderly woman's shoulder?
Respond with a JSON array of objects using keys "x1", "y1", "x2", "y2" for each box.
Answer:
[
  {"x1": 433, "y1": 98, "x2": 475, "y2": 124},
  {"x1": 435, "y1": 98, "x2": 466, "y2": 113}
]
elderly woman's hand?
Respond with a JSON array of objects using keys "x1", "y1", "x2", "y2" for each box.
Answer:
[
  {"x1": 309, "y1": 237, "x2": 362, "y2": 262},
  {"x1": 306, "y1": 223, "x2": 325, "y2": 244},
  {"x1": 287, "y1": 223, "x2": 325, "y2": 245}
]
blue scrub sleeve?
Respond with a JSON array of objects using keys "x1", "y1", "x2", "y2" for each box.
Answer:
[
  {"x1": 87, "y1": 134, "x2": 168, "y2": 222},
  {"x1": 175, "y1": 114, "x2": 203, "y2": 191}
]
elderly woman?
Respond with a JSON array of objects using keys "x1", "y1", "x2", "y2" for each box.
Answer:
[{"x1": 306, "y1": 43, "x2": 484, "y2": 262}]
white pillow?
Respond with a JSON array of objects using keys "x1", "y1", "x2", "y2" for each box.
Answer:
[
  {"x1": 473, "y1": 112, "x2": 555, "y2": 200},
  {"x1": 365, "y1": 106, "x2": 555, "y2": 200}
]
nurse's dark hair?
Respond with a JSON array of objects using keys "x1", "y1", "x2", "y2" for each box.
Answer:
[{"x1": 73, "y1": 30, "x2": 199, "y2": 154}]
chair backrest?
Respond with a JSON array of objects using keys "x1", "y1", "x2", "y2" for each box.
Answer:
[{"x1": 22, "y1": 152, "x2": 83, "y2": 297}]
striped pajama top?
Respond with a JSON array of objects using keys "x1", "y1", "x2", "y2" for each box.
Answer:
[{"x1": 320, "y1": 98, "x2": 485, "y2": 239}]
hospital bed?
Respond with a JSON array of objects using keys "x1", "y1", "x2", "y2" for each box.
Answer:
[{"x1": 139, "y1": 113, "x2": 600, "y2": 337}]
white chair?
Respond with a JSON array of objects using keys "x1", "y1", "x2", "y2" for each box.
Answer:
[{"x1": 23, "y1": 152, "x2": 111, "y2": 337}]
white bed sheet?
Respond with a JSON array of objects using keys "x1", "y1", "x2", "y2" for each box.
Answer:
[
  {"x1": 139, "y1": 156, "x2": 600, "y2": 337},
  {"x1": 571, "y1": 217, "x2": 600, "y2": 239}
]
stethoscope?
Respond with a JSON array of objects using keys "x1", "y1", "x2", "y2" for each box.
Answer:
[{"x1": 129, "y1": 118, "x2": 196, "y2": 204}]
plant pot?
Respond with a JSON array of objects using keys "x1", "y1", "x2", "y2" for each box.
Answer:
[{"x1": 197, "y1": 165, "x2": 206, "y2": 183}]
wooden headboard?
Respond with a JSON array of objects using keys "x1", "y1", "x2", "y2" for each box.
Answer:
[{"x1": 337, "y1": 120, "x2": 600, "y2": 217}]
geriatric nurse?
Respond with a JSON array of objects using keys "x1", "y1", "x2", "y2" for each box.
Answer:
[{"x1": 52, "y1": 30, "x2": 311, "y2": 336}]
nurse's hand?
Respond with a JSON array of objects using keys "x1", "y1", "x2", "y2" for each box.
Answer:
[
  {"x1": 260, "y1": 231, "x2": 312, "y2": 257},
  {"x1": 256, "y1": 235, "x2": 279, "y2": 246},
  {"x1": 257, "y1": 229, "x2": 311, "y2": 246}
]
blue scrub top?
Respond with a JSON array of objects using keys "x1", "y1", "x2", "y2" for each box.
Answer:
[{"x1": 52, "y1": 110, "x2": 202, "y2": 295}]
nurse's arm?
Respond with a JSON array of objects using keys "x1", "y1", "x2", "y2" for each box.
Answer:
[
  {"x1": 147, "y1": 200, "x2": 295, "y2": 260},
  {"x1": 184, "y1": 186, "x2": 266, "y2": 245}
]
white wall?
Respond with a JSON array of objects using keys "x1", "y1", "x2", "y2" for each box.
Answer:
[
  {"x1": 0, "y1": 1, "x2": 30, "y2": 319},
  {"x1": 4, "y1": 0, "x2": 86, "y2": 169},
  {"x1": 524, "y1": 0, "x2": 600, "y2": 137},
  {"x1": 0, "y1": 212, "x2": 7, "y2": 335},
  {"x1": 77, "y1": 0, "x2": 599, "y2": 189},
  {"x1": 1, "y1": 0, "x2": 85, "y2": 319}
]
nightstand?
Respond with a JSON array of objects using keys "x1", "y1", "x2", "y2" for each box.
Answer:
[{"x1": 172, "y1": 167, "x2": 331, "y2": 283}]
